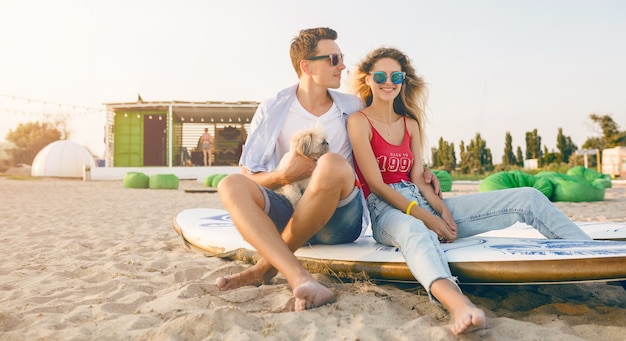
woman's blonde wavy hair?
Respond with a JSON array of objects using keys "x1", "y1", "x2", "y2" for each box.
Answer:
[{"x1": 351, "y1": 47, "x2": 429, "y2": 150}]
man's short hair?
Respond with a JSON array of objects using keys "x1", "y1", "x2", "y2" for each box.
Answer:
[{"x1": 290, "y1": 27, "x2": 337, "y2": 77}]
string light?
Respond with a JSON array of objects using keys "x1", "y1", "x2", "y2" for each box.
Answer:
[{"x1": 0, "y1": 94, "x2": 105, "y2": 118}]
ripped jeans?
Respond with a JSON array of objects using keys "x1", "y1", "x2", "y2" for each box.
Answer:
[{"x1": 367, "y1": 181, "x2": 590, "y2": 296}]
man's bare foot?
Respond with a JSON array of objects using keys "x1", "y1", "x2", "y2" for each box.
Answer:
[
  {"x1": 292, "y1": 280, "x2": 334, "y2": 311},
  {"x1": 215, "y1": 265, "x2": 277, "y2": 290},
  {"x1": 450, "y1": 306, "x2": 486, "y2": 335}
]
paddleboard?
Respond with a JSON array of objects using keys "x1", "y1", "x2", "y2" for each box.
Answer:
[{"x1": 173, "y1": 208, "x2": 626, "y2": 285}]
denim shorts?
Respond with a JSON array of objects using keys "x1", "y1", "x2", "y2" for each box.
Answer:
[{"x1": 259, "y1": 185, "x2": 363, "y2": 245}]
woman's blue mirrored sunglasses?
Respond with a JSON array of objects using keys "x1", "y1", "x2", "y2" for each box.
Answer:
[{"x1": 371, "y1": 71, "x2": 406, "y2": 85}]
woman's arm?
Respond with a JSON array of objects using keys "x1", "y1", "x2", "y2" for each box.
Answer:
[
  {"x1": 406, "y1": 119, "x2": 458, "y2": 240},
  {"x1": 348, "y1": 113, "x2": 453, "y2": 240},
  {"x1": 348, "y1": 113, "x2": 413, "y2": 209}
]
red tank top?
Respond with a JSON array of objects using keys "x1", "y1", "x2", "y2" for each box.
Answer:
[{"x1": 354, "y1": 112, "x2": 414, "y2": 198}]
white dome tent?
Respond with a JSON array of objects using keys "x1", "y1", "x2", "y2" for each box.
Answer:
[{"x1": 31, "y1": 140, "x2": 95, "y2": 178}]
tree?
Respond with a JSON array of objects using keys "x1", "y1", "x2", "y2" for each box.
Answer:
[
  {"x1": 515, "y1": 146, "x2": 524, "y2": 167},
  {"x1": 543, "y1": 146, "x2": 559, "y2": 165},
  {"x1": 502, "y1": 132, "x2": 516, "y2": 166},
  {"x1": 458, "y1": 133, "x2": 493, "y2": 174},
  {"x1": 525, "y1": 129, "x2": 543, "y2": 163},
  {"x1": 431, "y1": 137, "x2": 456, "y2": 172},
  {"x1": 583, "y1": 113, "x2": 626, "y2": 150},
  {"x1": 555, "y1": 127, "x2": 577, "y2": 163},
  {"x1": 5, "y1": 121, "x2": 67, "y2": 165}
]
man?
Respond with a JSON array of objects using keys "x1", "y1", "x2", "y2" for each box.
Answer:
[{"x1": 217, "y1": 27, "x2": 439, "y2": 311}]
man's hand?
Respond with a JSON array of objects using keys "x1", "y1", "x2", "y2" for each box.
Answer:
[
  {"x1": 279, "y1": 152, "x2": 317, "y2": 184},
  {"x1": 423, "y1": 166, "x2": 442, "y2": 199}
]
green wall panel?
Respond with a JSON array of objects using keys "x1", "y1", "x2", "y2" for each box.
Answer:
[{"x1": 114, "y1": 113, "x2": 144, "y2": 166}]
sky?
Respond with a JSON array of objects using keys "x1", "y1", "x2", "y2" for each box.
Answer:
[{"x1": 1, "y1": 0, "x2": 625, "y2": 162}]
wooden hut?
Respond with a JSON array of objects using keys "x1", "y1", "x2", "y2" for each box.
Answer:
[{"x1": 104, "y1": 100, "x2": 258, "y2": 167}]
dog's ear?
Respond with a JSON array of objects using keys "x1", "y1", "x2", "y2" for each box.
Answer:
[{"x1": 297, "y1": 133, "x2": 314, "y2": 156}]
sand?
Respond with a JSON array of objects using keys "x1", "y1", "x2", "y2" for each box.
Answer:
[{"x1": 1, "y1": 177, "x2": 625, "y2": 340}]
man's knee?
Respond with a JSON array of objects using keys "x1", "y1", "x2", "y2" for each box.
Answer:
[
  {"x1": 313, "y1": 153, "x2": 353, "y2": 184},
  {"x1": 218, "y1": 174, "x2": 254, "y2": 199}
]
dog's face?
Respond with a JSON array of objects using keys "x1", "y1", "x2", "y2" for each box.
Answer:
[{"x1": 290, "y1": 125, "x2": 329, "y2": 160}]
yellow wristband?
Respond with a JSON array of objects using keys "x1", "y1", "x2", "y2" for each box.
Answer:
[{"x1": 405, "y1": 201, "x2": 417, "y2": 215}]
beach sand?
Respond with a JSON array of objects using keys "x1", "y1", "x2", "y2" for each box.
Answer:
[{"x1": 1, "y1": 177, "x2": 625, "y2": 340}]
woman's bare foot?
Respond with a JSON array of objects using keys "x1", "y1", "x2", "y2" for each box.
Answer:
[
  {"x1": 292, "y1": 280, "x2": 334, "y2": 311},
  {"x1": 215, "y1": 264, "x2": 277, "y2": 290},
  {"x1": 450, "y1": 306, "x2": 486, "y2": 335},
  {"x1": 430, "y1": 278, "x2": 487, "y2": 335}
]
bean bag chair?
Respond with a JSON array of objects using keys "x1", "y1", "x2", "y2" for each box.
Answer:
[
  {"x1": 123, "y1": 172, "x2": 149, "y2": 189},
  {"x1": 149, "y1": 174, "x2": 179, "y2": 189},
  {"x1": 432, "y1": 170, "x2": 452, "y2": 192},
  {"x1": 204, "y1": 173, "x2": 228, "y2": 187},
  {"x1": 478, "y1": 170, "x2": 554, "y2": 199},
  {"x1": 203, "y1": 174, "x2": 218, "y2": 187},
  {"x1": 535, "y1": 171, "x2": 605, "y2": 202},
  {"x1": 566, "y1": 166, "x2": 612, "y2": 189}
]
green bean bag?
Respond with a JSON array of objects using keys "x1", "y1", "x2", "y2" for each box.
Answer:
[
  {"x1": 203, "y1": 174, "x2": 219, "y2": 187},
  {"x1": 566, "y1": 166, "x2": 612, "y2": 189},
  {"x1": 432, "y1": 170, "x2": 452, "y2": 192},
  {"x1": 204, "y1": 173, "x2": 228, "y2": 187},
  {"x1": 478, "y1": 170, "x2": 554, "y2": 199},
  {"x1": 149, "y1": 174, "x2": 179, "y2": 189},
  {"x1": 123, "y1": 172, "x2": 149, "y2": 189},
  {"x1": 535, "y1": 171, "x2": 605, "y2": 202}
]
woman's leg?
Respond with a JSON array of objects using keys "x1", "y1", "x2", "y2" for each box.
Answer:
[
  {"x1": 370, "y1": 194, "x2": 486, "y2": 334},
  {"x1": 430, "y1": 278, "x2": 486, "y2": 335},
  {"x1": 370, "y1": 193, "x2": 452, "y2": 295},
  {"x1": 446, "y1": 187, "x2": 590, "y2": 239}
]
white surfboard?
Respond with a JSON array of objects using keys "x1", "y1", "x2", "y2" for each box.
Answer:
[{"x1": 173, "y1": 208, "x2": 626, "y2": 285}]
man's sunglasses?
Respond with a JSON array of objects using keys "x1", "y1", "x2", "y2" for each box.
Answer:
[
  {"x1": 371, "y1": 71, "x2": 406, "y2": 85},
  {"x1": 305, "y1": 53, "x2": 344, "y2": 67}
]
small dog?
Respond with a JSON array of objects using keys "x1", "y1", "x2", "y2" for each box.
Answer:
[{"x1": 275, "y1": 125, "x2": 329, "y2": 207}]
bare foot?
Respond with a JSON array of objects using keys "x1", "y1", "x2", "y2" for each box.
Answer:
[
  {"x1": 215, "y1": 265, "x2": 277, "y2": 290},
  {"x1": 292, "y1": 280, "x2": 334, "y2": 311},
  {"x1": 450, "y1": 306, "x2": 486, "y2": 335}
]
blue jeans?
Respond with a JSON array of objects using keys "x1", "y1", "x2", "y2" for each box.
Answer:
[
  {"x1": 260, "y1": 185, "x2": 363, "y2": 245},
  {"x1": 367, "y1": 181, "x2": 591, "y2": 296}
]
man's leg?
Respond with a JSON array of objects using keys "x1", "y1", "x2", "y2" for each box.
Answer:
[
  {"x1": 281, "y1": 153, "x2": 357, "y2": 249},
  {"x1": 217, "y1": 154, "x2": 356, "y2": 287},
  {"x1": 216, "y1": 172, "x2": 334, "y2": 310},
  {"x1": 215, "y1": 174, "x2": 287, "y2": 289},
  {"x1": 216, "y1": 154, "x2": 356, "y2": 309}
]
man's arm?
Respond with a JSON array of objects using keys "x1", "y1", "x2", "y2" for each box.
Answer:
[{"x1": 241, "y1": 152, "x2": 316, "y2": 190}]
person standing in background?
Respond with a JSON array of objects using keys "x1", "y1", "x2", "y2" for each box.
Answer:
[{"x1": 201, "y1": 128, "x2": 212, "y2": 166}]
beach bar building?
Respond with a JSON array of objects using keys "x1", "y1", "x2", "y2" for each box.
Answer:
[{"x1": 103, "y1": 100, "x2": 258, "y2": 169}]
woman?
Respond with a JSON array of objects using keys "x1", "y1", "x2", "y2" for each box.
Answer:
[
  {"x1": 347, "y1": 47, "x2": 591, "y2": 335},
  {"x1": 201, "y1": 128, "x2": 212, "y2": 166}
]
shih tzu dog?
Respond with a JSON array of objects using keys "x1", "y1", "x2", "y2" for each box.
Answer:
[{"x1": 275, "y1": 124, "x2": 329, "y2": 207}]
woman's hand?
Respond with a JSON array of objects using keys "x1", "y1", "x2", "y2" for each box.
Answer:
[
  {"x1": 422, "y1": 211, "x2": 457, "y2": 243},
  {"x1": 438, "y1": 208, "x2": 458, "y2": 242}
]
